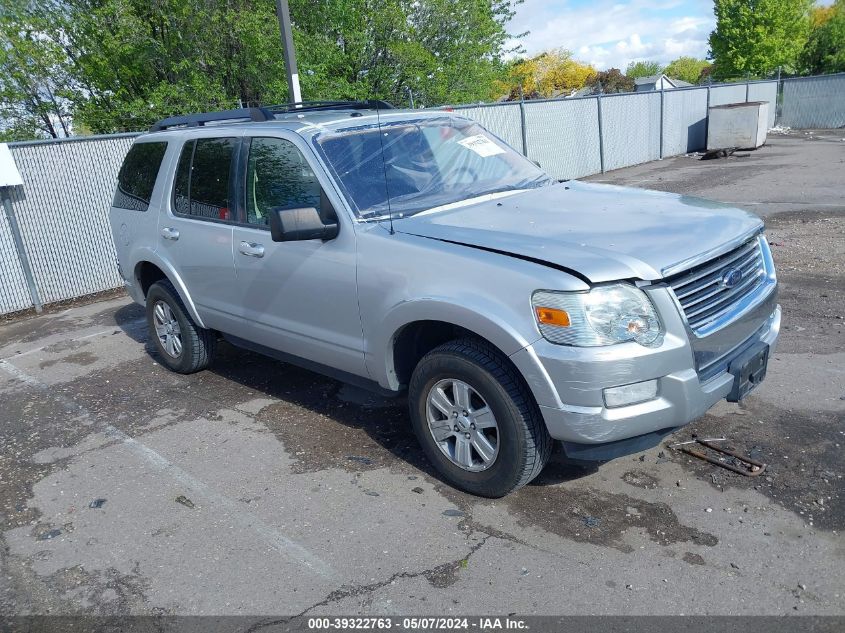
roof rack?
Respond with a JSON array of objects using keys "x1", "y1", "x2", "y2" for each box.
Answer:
[
  {"x1": 264, "y1": 100, "x2": 395, "y2": 114},
  {"x1": 149, "y1": 107, "x2": 274, "y2": 132},
  {"x1": 148, "y1": 100, "x2": 395, "y2": 132}
]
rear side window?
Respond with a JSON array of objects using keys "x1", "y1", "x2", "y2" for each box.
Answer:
[
  {"x1": 113, "y1": 142, "x2": 167, "y2": 211},
  {"x1": 172, "y1": 137, "x2": 237, "y2": 222}
]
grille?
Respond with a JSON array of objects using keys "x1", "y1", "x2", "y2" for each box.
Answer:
[{"x1": 667, "y1": 237, "x2": 766, "y2": 334}]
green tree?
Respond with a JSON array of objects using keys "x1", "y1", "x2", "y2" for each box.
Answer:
[
  {"x1": 625, "y1": 60, "x2": 662, "y2": 79},
  {"x1": 0, "y1": 1, "x2": 74, "y2": 139},
  {"x1": 708, "y1": 0, "x2": 813, "y2": 79},
  {"x1": 801, "y1": 0, "x2": 845, "y2": 74},
  {"x1": 2, "y1": 0, "x2": 522, "y2": 137},
  {"x1": 663, "y1": 56, "x2": 711, "y2": 84}
]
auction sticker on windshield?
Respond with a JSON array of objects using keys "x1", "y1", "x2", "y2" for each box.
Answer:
[{"x1": 457, "y1": 134, "x2": 506, "y2": 157}]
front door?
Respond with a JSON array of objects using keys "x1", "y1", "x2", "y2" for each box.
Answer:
[{"x1": 230, "y1": 134, "x2": 366, "y2": 378}]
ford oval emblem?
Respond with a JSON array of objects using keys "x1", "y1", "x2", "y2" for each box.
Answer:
[{"x1": 720, "y1": 267, "x2": 743, "y2": 288}]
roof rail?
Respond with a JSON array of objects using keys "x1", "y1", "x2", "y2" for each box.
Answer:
[
  {"x1": 264, "y1": 100, "x2": 395, "y2": 114},
  {"x1": 149, "y1": 107, "x2": 274, "y2": 132}
]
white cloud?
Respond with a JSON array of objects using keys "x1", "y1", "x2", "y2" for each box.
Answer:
[{"x1": 507, "y1": 0, "x2": 715, "y2": 70}]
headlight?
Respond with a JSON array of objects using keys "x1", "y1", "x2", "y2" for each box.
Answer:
[{"x1": 532, "y1": 284, "x2": 663, "y2": 347}]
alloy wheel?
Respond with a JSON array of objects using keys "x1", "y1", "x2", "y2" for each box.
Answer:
[{"x1": 425, "y1": 378, "x2": 500, "y2": 472}]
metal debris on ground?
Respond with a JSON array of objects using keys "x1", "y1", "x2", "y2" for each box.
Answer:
[
  {"x1": 175, "y1": 495, "x2": 195, "y2": 509},
  {"x1": 37, "y1": 529, "x2": 62, "y2": 541},
  {"x1": 670, "y1": 437, "x2": 767, "y2": 477},
  {"x1": 701, "y1": 147, "x2": 752, "y2": 160},
  {"x1": 89, "y1": 498, "x2": 107, "y2": 509},
  {"x1": 701, "y1": 148, "x2": 736, "y2": 160},
  {"x1": 582, "y1": 516, "x2": 600, "y2": 528}
]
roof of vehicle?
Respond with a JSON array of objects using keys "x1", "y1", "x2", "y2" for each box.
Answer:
[{"x1": 142, "y1": 104, "x2": 464, "y2": 143}]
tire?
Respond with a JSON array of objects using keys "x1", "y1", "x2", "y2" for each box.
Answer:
[
  {"x1": 408, "y1": 338, "x2": 552, "y2": 497},
  {"x1": 146, "y1": 279, "x2": 216, "y2": 374}
]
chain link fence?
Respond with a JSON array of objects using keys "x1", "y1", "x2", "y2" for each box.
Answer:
[
  {"x1": 1, "y1": 74, "x2": 843, "y2": 315},
  {"x1": 450, "y1": 80, "x2": 782, "y2": 180},
  {"x1": 2, "y1": 134, "x2": 139, "y2": 314},
  {"x1": 779, "y1": 73, "x2": 845, "y2": 129},
  {"x1": 523, "y1": 98, "x2": 600, "y2": 179}
]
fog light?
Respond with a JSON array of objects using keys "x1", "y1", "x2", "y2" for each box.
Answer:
[{"x1": 603, "y1": 379, "x2": 658, "y2": 408}]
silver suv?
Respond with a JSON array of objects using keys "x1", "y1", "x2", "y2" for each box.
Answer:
[{"x1": 109, "y1": 103, "x2": 780, "y2": 497}]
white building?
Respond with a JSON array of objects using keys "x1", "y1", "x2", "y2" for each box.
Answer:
[{"x1": 634, "y1": 74, "x2": 693, "y2": 92}]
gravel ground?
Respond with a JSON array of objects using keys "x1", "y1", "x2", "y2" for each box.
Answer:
[{"x1": 0, "y1": 129, "x2": 843, "y2": 619}]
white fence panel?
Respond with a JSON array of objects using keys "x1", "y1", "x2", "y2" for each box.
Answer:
[
  {"x1": 524, "y1": 98, "x2": 601, "y2": 179},
  {"x1": 450, "y1": 103, "x2": 524, "y2": 153},
  {"x1": 601, "y1": 92, "x2": 661, "y2": 171},
  {"x1": 747, "y1": 81, "x2": 778, "y2": 128},
  {"x1": 0, "y1": 209, "x2": 33, "y2": 314},
  {"x1": 780, "y1": 74, "x2": 845, "y2": 129},
  {"x1": 710, "y1": 84, "x2": 747, "y2": 106},
  {"x1": 7, "y1": 136, "x2": 136, "y2": 306},
  {"x1": 662, "y1": 87, "x2": 709, "y2": 156}
]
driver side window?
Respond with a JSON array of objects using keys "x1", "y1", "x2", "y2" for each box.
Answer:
[{"x1": 245, "y1": 137, "x2": 321, "y2": 226}]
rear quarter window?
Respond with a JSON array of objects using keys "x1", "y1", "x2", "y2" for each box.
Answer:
[{"x1": 113, "y1": 142, "x2": 168, "y2": 211}]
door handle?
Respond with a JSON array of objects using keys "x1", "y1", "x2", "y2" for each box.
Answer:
[
  {"x1": 238, "y1": 241, "x2": 265, "y2": 258},
  {"x1": 160, "y1": 227, "x2": 180, "y2": 241}
]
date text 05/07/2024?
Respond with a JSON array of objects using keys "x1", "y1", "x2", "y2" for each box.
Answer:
[{"x1": 306, "y1": 617, "x2": 529, "y2": 630}]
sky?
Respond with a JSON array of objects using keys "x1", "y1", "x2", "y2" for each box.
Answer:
[{"x1": 507, "y1": 0, "x2": 716, "y2": 70}]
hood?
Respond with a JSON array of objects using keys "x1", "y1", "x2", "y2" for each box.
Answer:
[{"x1": 395, "y1": 181, "x2": 764, "y2": 283}]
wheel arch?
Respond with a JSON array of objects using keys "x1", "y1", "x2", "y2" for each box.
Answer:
[
  {"x1": 376, "y1": 300, "x2": 541, "y2": 392},
  {"x1": 132, "y1": 253, "x2": 207, "y2": 328}
]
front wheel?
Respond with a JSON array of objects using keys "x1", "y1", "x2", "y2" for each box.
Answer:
[{"x1": 408, "y1": 339, "x2": 552, "y2": 497}]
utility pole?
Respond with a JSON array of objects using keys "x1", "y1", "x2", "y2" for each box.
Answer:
[{"x1": 275, "y1": 0, "x2": 302, "y2": 105}]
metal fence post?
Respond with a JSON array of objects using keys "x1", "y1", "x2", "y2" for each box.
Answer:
[
  {"x1": 597, "y1": 93, "x2": 606, "y2": 173},
  {"x1": 703, "y1": 85, "x2": 712, "y2": 150},
  {"x1": 659, "y1": 88, "x2": 665, "y2": 159},
  {"x1": 745, "y1": 82, "x2": 750, "y2": 102},
  {"x1": 518, "y1": 86, "x2": 528, "y2": 157},
  {"x1": 1, "y1": 187, "x2": 42, "y2": 312}
]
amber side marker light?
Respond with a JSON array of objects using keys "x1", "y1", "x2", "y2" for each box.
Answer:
[{"x1": 535, "y1": 306, "x2": 571, "y2": 327}]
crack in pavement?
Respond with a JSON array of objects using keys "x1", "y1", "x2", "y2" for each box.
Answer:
[{"x1": 245, "y1": 534, "x2": 493, "y2": 631}]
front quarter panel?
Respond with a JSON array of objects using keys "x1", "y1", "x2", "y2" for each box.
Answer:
[{"x1": 356, "y1": 225, "x2": 589, "y2": 390}]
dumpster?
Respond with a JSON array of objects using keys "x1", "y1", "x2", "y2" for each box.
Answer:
[{"x1": 707, "y1": 101, "x2": 769, "y2": 150}]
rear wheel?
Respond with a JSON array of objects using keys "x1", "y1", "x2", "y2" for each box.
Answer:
[
  {"x1": 146, "y1": 280, "x2": 215, "y2": 374},
  {"x1": 408, "y1": 338, "x2": 551, "y2": 497}
]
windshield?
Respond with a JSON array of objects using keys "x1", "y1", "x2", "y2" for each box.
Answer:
[{"x1": 313, "y1": 116, "x2": 553, "y2": 218}]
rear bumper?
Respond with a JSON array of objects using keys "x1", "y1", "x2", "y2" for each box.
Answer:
[{"x1": 511, "y1": 286, "x2": 780, "y2": 453}]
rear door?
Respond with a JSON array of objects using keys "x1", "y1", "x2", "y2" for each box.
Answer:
[
  {"x1": 156, "y1": 133, "x2": 242, "y2": 332},
  {"x1": 229, "y1": 133, "x2": 365, "y2": 377},
  {"x1": 109, "y1": 140, "x2": 169, "y2": 285}
]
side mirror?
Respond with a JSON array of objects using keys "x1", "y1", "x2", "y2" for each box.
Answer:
[{"x1": 268, "y1": 206, "x2": 339, "y2": 242}]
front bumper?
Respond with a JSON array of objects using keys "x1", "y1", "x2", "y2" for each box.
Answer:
[{"x1": 510, "y1": 285, "x2": 780, "y2": 452}]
